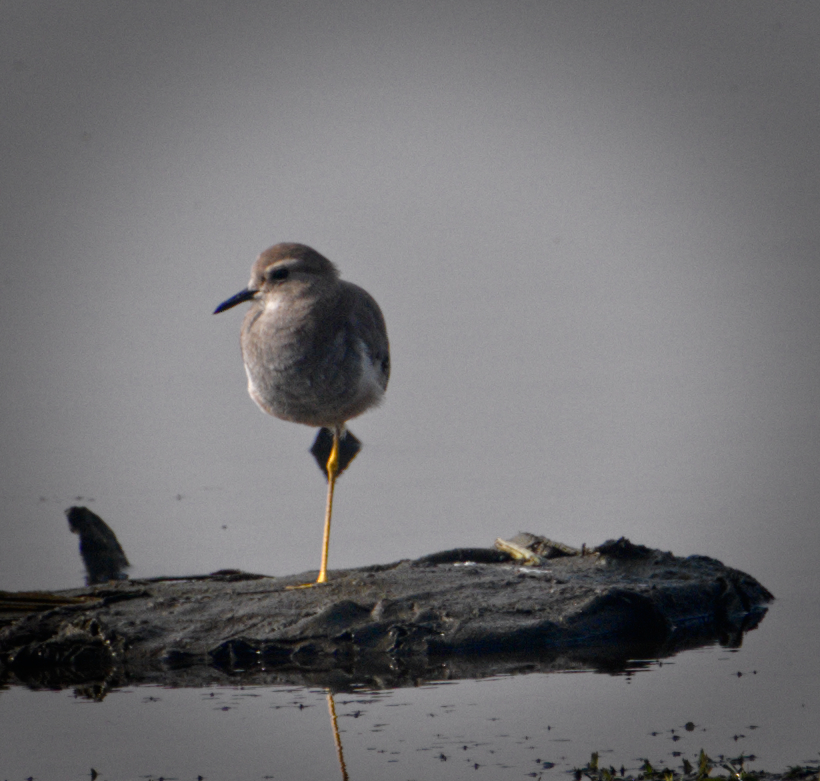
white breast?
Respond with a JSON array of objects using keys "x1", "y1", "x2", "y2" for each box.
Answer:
[{"x1": 356, "y1": 338, "x2": 386, "y2": 400}]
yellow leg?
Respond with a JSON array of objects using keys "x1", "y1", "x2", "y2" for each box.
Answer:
[
  {"x1": 316, "y1": 427, "x2": 340, "y2": 584},
  {"x1": 327, "y1": 691, "x2": 349, "y2": 781},
  {"x1": 285, "y1": 427, "x2": 341, "y2": 590}
]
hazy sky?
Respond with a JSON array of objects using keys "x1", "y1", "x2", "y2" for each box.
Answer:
[{"x1": 1, "y1": 1, "x2": 819, "y2": 595}]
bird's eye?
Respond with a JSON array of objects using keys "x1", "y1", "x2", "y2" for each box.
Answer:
[{"x1": 268, "y1": 267, "x2": 290, "y2": 282}]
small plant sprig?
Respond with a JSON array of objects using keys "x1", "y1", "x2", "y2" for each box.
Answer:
[{"x1": 567, "y1": 749, "x2": 815, "y2": 781}]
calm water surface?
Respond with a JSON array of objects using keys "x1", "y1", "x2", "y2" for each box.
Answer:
[
  {"x1": 2, "y1": 589, "x2": 818, "y2": 781},
  {"x1": 3, "y1": 4, "x2": 820, "y2": 780}
]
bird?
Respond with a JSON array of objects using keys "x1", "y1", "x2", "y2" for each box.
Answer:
[{"x1": 214, "y1": 243, "x2": 389, "y2": 586}]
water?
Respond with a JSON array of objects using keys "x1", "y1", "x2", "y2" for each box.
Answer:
[
  {"x1": 2, "y1": 589, "x2": 818, "y2": 780},
  {"x1": 2, "y1": 3, "x2": 820, "y2": 779}
]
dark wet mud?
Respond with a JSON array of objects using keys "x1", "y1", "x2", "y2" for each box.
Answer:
[{"x1": 0, "y1": 536, "x2": 772, "y2": 693}]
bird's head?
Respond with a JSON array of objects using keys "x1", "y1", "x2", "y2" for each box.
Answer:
[{"x1": 214, "y1": 243, "x2": 339, "y2": 314}]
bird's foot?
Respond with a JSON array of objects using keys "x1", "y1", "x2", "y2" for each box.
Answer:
[
  {"x1": 311, "y1": 428, "x2": 361, "y2": 479},
  {"x1": 285, "y1": 579, "x2": 327, "y2": 590}
]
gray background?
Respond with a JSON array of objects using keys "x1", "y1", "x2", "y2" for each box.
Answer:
[{"x1": 2, "y1": 1, "x2": 818, "y2": 601}]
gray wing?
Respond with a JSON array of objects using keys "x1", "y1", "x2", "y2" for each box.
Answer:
[{"x1": 343, "y1": 281, "x2": 390, "y2": 390}]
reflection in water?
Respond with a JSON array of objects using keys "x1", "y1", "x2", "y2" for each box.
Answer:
[
  {"x1": 327, "y1": 691, "x2": 349, "y2": 781},
  {"x1": 0, "y1": 515, "x2": 805, "y2": 777},
  {"x1": 1, "y1": 618, "x2": 819, "y2": 781}
]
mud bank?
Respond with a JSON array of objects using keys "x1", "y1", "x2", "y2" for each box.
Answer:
[{"x1": 0, "y1": 536, "x2": 772, "y2": 692}]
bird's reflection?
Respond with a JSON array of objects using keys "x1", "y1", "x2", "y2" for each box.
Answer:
[{"x1": 326, "y1": 691, "x2": 350, "y2": 781}]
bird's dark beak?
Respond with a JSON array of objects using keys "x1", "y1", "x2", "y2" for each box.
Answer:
[{"x1": 213, "y1": 287, "x2": 257, "y2": 314}]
